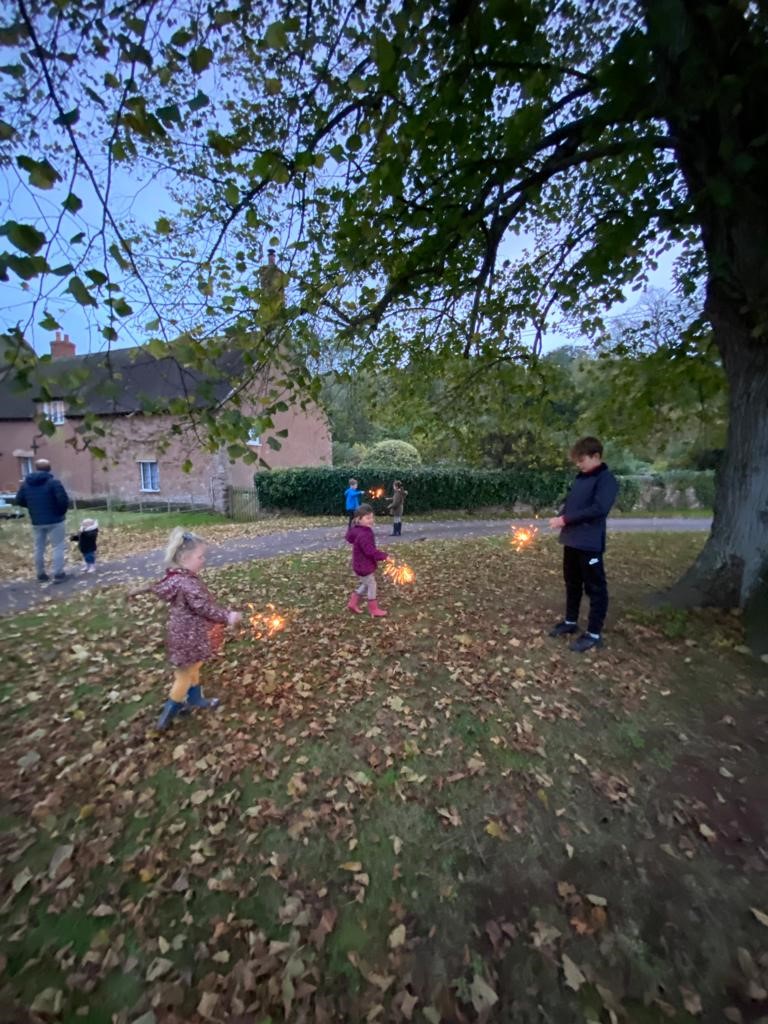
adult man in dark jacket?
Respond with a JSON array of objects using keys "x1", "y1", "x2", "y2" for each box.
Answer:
[
  {"x1": 548, "y1": 437, "x2": 619, "y2": 652},
  {"x1": 15, "y1": 458, "x2": 70, "y2": 582}
]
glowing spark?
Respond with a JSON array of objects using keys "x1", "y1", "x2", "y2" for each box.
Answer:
[
  {"x1": 247, "y1": 602, "x2": 286, "y2": 638},
  {"x1": 383, "y1": 560, "x2": 416, "y2": 585},
  {"x1": 368, "y1": 487, "x2": 385, "y2": 499},
  {"x1": 510, "y1": 525, "x2": 539, "y2": 552}
]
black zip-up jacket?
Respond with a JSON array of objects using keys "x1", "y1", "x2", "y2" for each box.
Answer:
[
  {"x1": 559, "y1": 463, "x2": 619, "y2": 553},
  {"x1": 71, "y1": 528, "x2": 98, "y2": 555}
]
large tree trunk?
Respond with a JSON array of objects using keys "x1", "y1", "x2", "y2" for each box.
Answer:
[
  {"x1": 664, "y1": 311, "x2": 768, "y2": 618},
  {"x1": 644, "y1": 0, "x2": 768, "y2": 632}
]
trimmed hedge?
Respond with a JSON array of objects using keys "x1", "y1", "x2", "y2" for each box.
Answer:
[
  {"x1": 253, "y1": 466, "x2": 713, "y2": 515},
  {"x1": 255, "y1": 466, "x2": 573, "y2": 515}
]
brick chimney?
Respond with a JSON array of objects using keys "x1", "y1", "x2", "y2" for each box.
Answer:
[{"x1": 50, "y1": 330, "x2": 76, "y2": 359}]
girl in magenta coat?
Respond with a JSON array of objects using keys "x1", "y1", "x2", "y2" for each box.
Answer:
[
  {"x1": 345, "y1": 504, "x2": 390, "y2": 617},
  {"x1": 146, "y1": 529, "x2": 242, "y2": 730}
]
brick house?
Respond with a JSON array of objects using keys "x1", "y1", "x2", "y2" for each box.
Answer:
[{"x1": 0, "y1": 332, "x2": 332, "y2": 509}]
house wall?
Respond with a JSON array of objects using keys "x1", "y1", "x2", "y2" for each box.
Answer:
[
  {"x1": 97, "y1": 414, "x2": 223, "y2": 506},
  {"x1": 227, "y1": 400, "x2": 333, "y2": 487},
  {"x1": 0, "y1": 419, "x2": 91, "y2": 495},
  {"x1": 0, "y1": 399, "x2": 332, "y2": 507}
]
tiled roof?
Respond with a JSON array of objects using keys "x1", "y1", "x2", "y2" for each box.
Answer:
[{"x1": 0, "y1": 345, "x2": 248, "y2": 420}]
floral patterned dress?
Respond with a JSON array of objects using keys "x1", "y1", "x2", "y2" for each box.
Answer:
[{"x1": 151, "y1": 567, "x2": 229, "y2": 667}]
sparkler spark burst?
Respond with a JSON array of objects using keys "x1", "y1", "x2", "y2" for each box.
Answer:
[
  {"x1": 383, "y1": 560, "x2": 416, "y2": 585},
  {"x1": 247, "y1": 602, "x2": 286, "y2": 638},
  {"x1": 368, "y1": 487, "x2": 385, "y2": 499},
  {"x1": 510, "y1": 525, "x2": 539, "y2": 552}
]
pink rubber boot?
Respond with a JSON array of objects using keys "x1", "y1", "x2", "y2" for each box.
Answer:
[
  {"x1": 347, "y1": 592, "x2": 364, "y2": 614},
  {"x1": 368, "y1": 599, "x2": 388, "y2": 617}
]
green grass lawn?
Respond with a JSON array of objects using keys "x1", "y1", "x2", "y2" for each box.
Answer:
[{"x1": 0, "y1": 534, "x2": 764, "y2": 1023}]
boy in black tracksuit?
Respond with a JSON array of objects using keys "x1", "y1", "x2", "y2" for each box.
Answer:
[{"x1": 548, "y1": 437, "x2": 618, "y2": 653}]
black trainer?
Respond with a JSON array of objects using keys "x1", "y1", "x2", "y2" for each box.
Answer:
[
  {"x1": 569, "y1": 632, "x2": 603, "y2": 653},
  {"x1": 549, "y1": 620, "x2": 579, "y2": 637},
  {"x1": 52, "y1": 573, "x2": 68, "y2": 584},
  {"x1": 37, "y1": 573, "x2": 50, "y2": 582}
]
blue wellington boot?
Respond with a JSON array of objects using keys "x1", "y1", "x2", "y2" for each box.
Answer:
[
  {"x1": 185, "y1": 685, "x2": 220, "y2": 710},
  {"x1": 156, "y1": 699, "x2": 184, "y2": 731}
]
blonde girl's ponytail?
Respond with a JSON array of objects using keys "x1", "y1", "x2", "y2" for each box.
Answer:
[{"x1": 164, "y1": 527, "x2": 204, "y2": 567}]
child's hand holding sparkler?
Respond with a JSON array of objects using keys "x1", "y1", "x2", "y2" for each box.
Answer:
[
  {"x1": 227, "y1": 610, "x2": 242, "y2": 627},
  {"x1": 548, "y1": 516, "x2": 566, "y2": 529}
]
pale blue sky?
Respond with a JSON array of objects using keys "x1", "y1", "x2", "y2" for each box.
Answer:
[{"x1": 2, "y1": 154, "x2": 681, "y2": 361}]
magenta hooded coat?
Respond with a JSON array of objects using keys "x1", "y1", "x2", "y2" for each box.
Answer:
[{"x1": 346, "y1": 524, "x2": 388, "y2": 577}]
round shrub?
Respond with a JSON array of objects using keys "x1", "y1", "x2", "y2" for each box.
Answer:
[{"x1": 366, "y1": 439, "x2": 422, "y2": 468}]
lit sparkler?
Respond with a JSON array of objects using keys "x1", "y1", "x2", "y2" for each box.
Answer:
[
  {"x1": 368, "y1": 487, "x2": 385, "y2": 499},
  {"x1": 510, "y1": 525, "x2": 539, "y2": 552},
  {"x1": 246, "y1": 602, "x2": 287, "y2": 639},
  {"x1": 383, "y1": 560, "x2": 416, "y2": 585}
]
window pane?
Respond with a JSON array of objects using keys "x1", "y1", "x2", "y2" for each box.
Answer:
[
  {"x1": 43, "y1": 401, "x2": 65, "y2": 425},
  {"x1": 139, "y1": 461, "x2": 159, "y2": 491}
]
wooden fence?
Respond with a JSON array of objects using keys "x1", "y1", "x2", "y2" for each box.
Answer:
[{"x1": 228, "y1": 486, "x2": 261, "y2": 521}]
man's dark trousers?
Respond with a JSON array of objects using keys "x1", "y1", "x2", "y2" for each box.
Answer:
[{"x1": 563, "y1": 546, "x2": 608, "y2": 634}]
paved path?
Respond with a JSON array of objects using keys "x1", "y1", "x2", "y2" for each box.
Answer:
[{"x1": 0, "y1": 517, "x2": 711, "y2": 618}]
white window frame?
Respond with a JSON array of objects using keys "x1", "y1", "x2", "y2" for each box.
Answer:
[
  {"x1": 42, "y1": 400, "x2": 66, "y2": 425},
  {"x1": 18, "y1": 456, "x2": 32, "y2": 478},
  {"x1": 138, "y1": 460, "x2": 160, "y2": 492},
  {"x1": 247, "y1": 427, "x2": 262, "y2": 447}
]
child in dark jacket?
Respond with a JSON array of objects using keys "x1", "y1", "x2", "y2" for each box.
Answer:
[
  {"x1": 345, "y1": 503, "x2": 390, "y2": 617},
  {"x1": 70, "y1": 517, "x2": 99, "y2": 572},
  {"x1": 548, "y1": 437, "x2": 619, "y2": 652},
  {"x1": 386, "y1": 480, "x2": 408, "y2": 535}
]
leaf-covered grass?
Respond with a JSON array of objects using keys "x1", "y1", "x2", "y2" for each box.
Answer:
[
  {"x1": 0, "y1": 512, "x2": 337, "y2": 583},
  {"x1": 0, "y1": 534, "x2": 765, "y2": 1023}
]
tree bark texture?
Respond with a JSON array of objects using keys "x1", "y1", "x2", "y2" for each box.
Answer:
[
  {"x1": 645, "y1": 0, "x2": 768, "y2": 611},
  {"x1": 668, "y1": 331, "x2": 768, "y2": 610}
]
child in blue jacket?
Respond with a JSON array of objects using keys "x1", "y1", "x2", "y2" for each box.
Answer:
[
  {"x1": 548, "y1": 437, "x2": 618, "y2": 652},
  {"x1": 344, "y1": 477, "x2": 365, "y2": 527}
]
